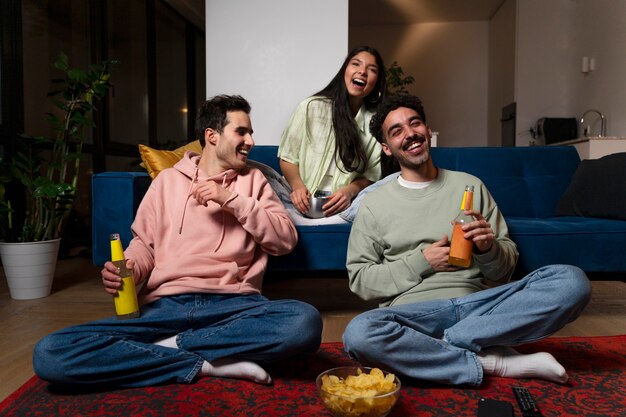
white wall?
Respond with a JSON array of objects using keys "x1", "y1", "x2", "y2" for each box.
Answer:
[
  {"x1": 352, "y1": 0, "x2": 626, "y2": 148},
  {"x1": 204, "y1": 0, "x2": 626, "y2": 147},
  {"x1": 515, "y1": 0, "x2": 626, "y2": 145},
  {"x1": 515, "y1": 0, "x2": 578, "y2": 145},
  {"x1": 205, "y1": 0, "x2": 348, "y2": 145},
  {"x1": 570, "y1": 0, "x2": 626, "y2": 137},
  {"x1": 350, "y1": 21, "x2": 489, "y2": 147},
  {"x1": 488, "y1": 0, "x2": 516, "y2": 146}
]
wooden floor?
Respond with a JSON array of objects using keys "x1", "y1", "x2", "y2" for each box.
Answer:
[{"x1": 1, "y1": 256, "x2": 625, "y2": 402}]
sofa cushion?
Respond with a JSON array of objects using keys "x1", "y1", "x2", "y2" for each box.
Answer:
[
  {"x1": 431, "y1": 146, "x2": 580, "y2": 218},
  {"x1": 556, "y1": 152, "x2": 626, "y2": 220},
  {"x1": 268, "y1": 224, "x2": 352, "y2": 271},
  {"x1": 138, "y1": 141, "x2": 202, "y2": 179},
  {"x1": 507, "y1": 216, "x2": 626, "y2": 274}
]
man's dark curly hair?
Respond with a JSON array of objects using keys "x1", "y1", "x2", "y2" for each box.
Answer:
[{"x1": 369, "y1": 95, "x2": 427, "y2": 144}]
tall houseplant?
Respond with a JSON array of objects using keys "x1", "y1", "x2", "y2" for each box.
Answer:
[{"x1": 0, "y1": 52, "x2": 115, "y2": 299}]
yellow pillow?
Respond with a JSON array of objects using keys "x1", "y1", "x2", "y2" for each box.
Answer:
[{"x1": 138, "y1": 140, "x2": 203, "y2": 179}]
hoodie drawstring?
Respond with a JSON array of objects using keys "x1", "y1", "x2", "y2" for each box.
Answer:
[
  {"x1": 179, "y1": 165, "x2": 199, "y2": 234},
  {"x1": 179, "y1": 163, "x2": 232, "y2": 253},
  {"x1": 212, "y1": 173, "x2": 229, "y2": 252}
]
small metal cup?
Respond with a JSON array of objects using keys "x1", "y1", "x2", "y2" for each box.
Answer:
[{"x1": 304, "y1": 193, "x2": 330, "y2": 219}]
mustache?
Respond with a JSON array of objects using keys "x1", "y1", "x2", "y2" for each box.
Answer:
[{"x1": 402, "y1": 134, "x2": 427, "y2": 150}]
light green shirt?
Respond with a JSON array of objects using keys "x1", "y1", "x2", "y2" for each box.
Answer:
[
  {"x1": 347, "y1": 169, "x2": 519, "y2": 307},
  {"x1": 278, "y1": 96, "x2": 381, "y2": 195}
]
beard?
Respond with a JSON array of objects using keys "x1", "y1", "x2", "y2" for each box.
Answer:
[{"x1": 391, "y1": 133, "x2": 431, "y2": 170}]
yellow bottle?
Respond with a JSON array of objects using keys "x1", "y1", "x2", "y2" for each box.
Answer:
[
  {"x1": 110, "y1": 233, "x2": 140, "y2": 319},
  {"x1": 448, "y1": 185, "x2": 475, "y2": 268}
]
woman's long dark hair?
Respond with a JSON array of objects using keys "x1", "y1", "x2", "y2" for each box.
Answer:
[{"x1": 314, "y1": 46, "x2": 387, "y2": 173}]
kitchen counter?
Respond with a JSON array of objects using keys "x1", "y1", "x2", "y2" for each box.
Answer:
[{"x1": 550, "y1": 136, "x2": 626, "y2": 159}]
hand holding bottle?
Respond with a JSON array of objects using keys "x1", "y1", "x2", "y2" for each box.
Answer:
[
  {"x1": 448, "y1": 186, "x2": 475, "y2": 267},
  {"x1": 101, "y1": 258, "x2": 135, "y2": 295},
  {"x1": 457, "y1": 209, "x2": 495, "y2": 254},
  {"x1": 107, "y1": 233, "x2": 140, "y2": 319},
  {"x1": 425, "y1": 183, "x2": 495, "y2": 271}
]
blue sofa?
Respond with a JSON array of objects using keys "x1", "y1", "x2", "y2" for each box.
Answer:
[{"x1": 92, "y1": 145, "x2": 626, "y2": 277}]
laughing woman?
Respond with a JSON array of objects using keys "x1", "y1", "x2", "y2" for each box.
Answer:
[{"x1": 278, "y1": 46, "x2": 387, "y2": 224}]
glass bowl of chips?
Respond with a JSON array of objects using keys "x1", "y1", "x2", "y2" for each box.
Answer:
[{"x1": 316, "y1": 366, "x2": 401, "y2": 417}]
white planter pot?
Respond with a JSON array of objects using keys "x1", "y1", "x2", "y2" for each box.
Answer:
[{"x1": 0, "y1": 238, "x2": 61, "y2": 300}]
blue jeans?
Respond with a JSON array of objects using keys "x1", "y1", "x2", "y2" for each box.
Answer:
[
  {"x1": 33, "y1": 293, "x2": 322, "y2": 387},
  {"x1": 343, "y1": 265, "x2": 591, "y2": 386}
]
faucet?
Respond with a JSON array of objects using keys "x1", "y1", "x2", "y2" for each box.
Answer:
[{"x1": 580, "y1": 109, "x2": 606, "y2": 137}]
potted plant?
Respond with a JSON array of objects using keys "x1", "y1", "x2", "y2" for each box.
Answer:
[
  {"x1": 0, "y1": 52, "x2": 115, "y2": 299},
  {"x1": 380, "y1": 61, "x2": 415, "y2": 176},
  {"x1": 386, "y1": 61, "x2": 415, "y2": 95}
]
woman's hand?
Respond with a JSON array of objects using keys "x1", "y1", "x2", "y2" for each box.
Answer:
[
  {"x1": 290, "y1": 186, "x2": 310, "y2": 213},
  {"x1": 280, "y1": 159, "x2": 311, "y2": 213},
  {"x1": 323, "y1": 178, "x2": 372, "y2": 216},
  {"x1": 323, "y1": 187, "x2": 353, "y2": 216}
]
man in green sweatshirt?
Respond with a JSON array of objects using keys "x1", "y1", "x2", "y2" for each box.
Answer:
[{"x1": 343, "y1": 94, "x2": 591, "y2": 386}]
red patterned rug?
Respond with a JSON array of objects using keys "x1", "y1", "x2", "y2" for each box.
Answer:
[{"x1": 1, "y1": 336, "x2": 624, "y2": 416}]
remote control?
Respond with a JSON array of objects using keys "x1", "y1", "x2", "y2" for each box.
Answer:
[{"x1": 512, "y1": 386, "x2": 542, "y2": 417}]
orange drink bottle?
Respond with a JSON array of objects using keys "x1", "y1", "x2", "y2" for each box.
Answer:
[
  {"x1": 109, "y1": 233, "x2": 140, "y2": 319},
  {"x1": 448, "y1": 185, "x2": 475, "y2": 268}
]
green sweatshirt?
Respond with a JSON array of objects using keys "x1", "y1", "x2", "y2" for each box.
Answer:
[{"x1": 347, "y1": 168, "x2": 518, "y2": 307}]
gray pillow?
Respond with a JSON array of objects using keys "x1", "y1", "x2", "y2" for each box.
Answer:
[{"x1": 247, "y1": 160, "x2": 292, "y2": 205}]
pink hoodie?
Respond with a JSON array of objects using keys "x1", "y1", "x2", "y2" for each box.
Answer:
[{"x1": 125, "y1": 151, "x2": 298, "y2": 305}]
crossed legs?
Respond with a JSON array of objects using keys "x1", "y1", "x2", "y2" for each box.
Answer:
[
  {"x1": 343, "y1": 265, "x2": 591, "y2": 385},
  {"x1": 34, "y1": 294, "x2": 322, "y2": 388}
]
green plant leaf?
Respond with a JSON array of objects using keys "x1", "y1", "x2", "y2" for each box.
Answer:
[
  {"x1": 3, "y1": 51, "x2": 116, "y2": 242},
  {"x1": 386, "y1": 61, "x2": 415, "y2": 95}
]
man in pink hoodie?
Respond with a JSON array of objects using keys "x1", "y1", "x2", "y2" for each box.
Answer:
[{"x1": 33, "y1": 95, "x2": 322, "y2": 388}]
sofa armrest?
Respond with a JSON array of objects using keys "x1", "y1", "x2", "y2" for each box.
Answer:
[{"x1": 92, "y1": 172, "x2": 151, "y2": 266}]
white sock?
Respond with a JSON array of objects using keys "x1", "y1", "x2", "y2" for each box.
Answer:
[
  {"x1": 153, "y1": 337, "x2": 271, "y2": 384},
  {"x1": 200, "y1": 358, "x2": 272, "y2": 385},
  {"x1": 154, "y1": 335, "x2": 178, "y2": 349},
  {"x1": 478, "y1": 346, "x2": 568, "y2": 384}
]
